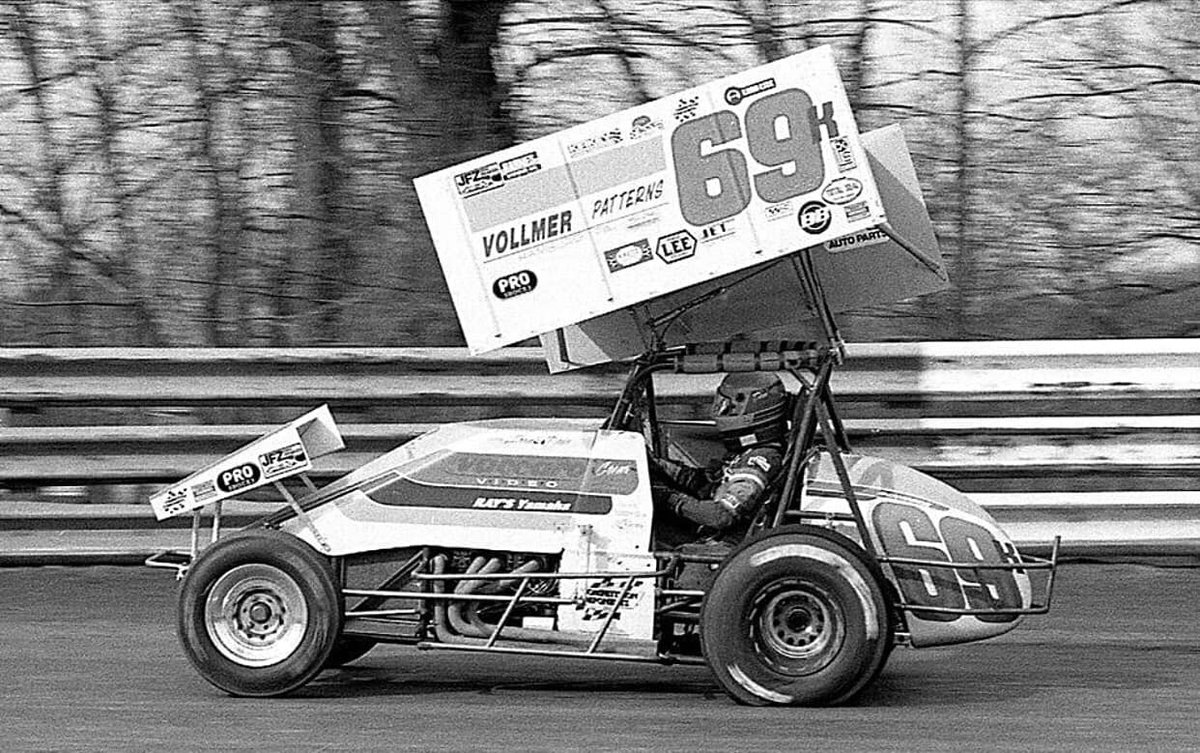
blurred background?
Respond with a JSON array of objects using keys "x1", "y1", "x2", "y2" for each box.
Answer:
[{"x1": 0, "y1": 0, "x2": 1195, "y2": 349}]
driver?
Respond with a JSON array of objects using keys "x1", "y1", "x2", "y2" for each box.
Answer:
[{"x1": 651, "y1": 372, "x2": 789, "y2": 544}]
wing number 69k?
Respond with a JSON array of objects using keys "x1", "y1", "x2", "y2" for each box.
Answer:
[{"x1": 669, "y1": 89, "x2": 840, "y2": 227}]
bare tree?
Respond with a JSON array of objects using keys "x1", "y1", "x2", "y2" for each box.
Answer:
[
  {"x1": 272, "y1": 1, "x2": 352, "y2": 345},
  {"x1": 7, "y1": 2, "x2": 82, "y2": 345},
  {"x1": 80, "y1": 1, "x2": 164, "y2": 345},
  {"x1": 175, "y1": 2, "x2": 251, "y2": 346}
]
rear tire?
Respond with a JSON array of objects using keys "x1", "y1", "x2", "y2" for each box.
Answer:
[
  {"x1": 178, "y1": 529, "x2": 343, "y2": 697},
  {"x1": 701, "y1": 527, "x2": 892, "y2": 706}
]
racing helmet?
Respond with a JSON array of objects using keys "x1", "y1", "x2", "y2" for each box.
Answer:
[{"x1": 711, "y1": 372, "x2": 789, "y2": 450}]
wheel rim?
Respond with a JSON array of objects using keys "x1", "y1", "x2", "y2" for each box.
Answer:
[
  {"x1": 751, "y1": 578, "x2": 845, "y2": 675},
  {"x1": 204, "y1": 564, "x2": 309, "y2": 667}
]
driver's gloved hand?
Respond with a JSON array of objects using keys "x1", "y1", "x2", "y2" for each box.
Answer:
[{"x1": 702, "y1": 458, "x2": 725, "y2": 483}]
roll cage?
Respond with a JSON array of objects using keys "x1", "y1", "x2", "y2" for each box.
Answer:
[{"x1": 606, "y1": 339, "x2": 1058, "y2": 622}]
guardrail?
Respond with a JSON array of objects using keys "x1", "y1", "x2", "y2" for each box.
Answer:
[{"x1": 2, "y1": 339, "x2": 1198, "y2": 564}]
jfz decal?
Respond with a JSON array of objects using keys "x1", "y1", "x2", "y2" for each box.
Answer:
[
  {"x1": 454, "y1": 163, "x2": 502, "y2": 197},
  {"x1": 260, "y1": 442, "x2": 308, "y2": 479}
]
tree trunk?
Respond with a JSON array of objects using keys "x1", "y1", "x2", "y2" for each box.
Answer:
[
  {"x1": 274, "y1": 0, "x2": 350, "y2": 345},
  {"x1": 82, "y1": 2, "x2": 164, "y2": 346},
  {"x1": 178, "y1": 4, "x2": 247, "y2": 347},
  {"x1": 952, "y1": 0, "x2": 974, "y2": 337}
]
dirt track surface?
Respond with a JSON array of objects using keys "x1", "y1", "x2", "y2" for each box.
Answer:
[{"x1": 2, "y1": 563, "x2": 1198, "y2": 752}]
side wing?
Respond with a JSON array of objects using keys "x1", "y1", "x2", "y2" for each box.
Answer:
[{"x1": 148, "y1": 405, "x2": 344, "y2": 521}]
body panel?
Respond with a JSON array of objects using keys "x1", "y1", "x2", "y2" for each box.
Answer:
[
  {"x1": 801, "y1": 451, "x2": 1032, "y2": 647},
  {"x1": 280, "y1": 420, "x2": 658, "y2": 641}
]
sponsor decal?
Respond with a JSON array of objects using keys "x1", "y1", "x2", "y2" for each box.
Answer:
[
  {"x1": 747, "y1": 455, "x2": 772, "y2": 473},
  {"x1": 454, "y1": 163, "x2": 503, "y2": 197},
  {"x1": 499, "y1": 151, "x2": 541, "y2": 180},
  {"x1": 481, "y1": 210, "x2": 573, "y2": 259},
  {"x1": 843, "y1": 201, "x2": 871, "y2": 223},
  {"x1": 604, "y1": 240, "x2": 653, "y2": 273},
  {"x1": 407, "y1": 452, "x2": 640, "y2": 496},
  {"x1": 700, "y1": 220, "x2": 735, "y2": 243},
  {"x1": 371, "y1": 479, "x2": 614, "y2": 515},
  {"x1": 724, "y1": 77, "x2": 776, "y2": 106},
  {"x1": 472, "y1": 496, "x2": 573, "y2": 512},
  {"x1": 474, "y1": 475, "x2": 560, "y2": 490},
  {"x1": 591, "y1": 179, "x2": 664, "y2": 221},
  {"x1": 161, "y1": 487, "x2": 190, "y2": 516},
  {"x1": 656, "y1": 230, "x2": 696, "y2": 263},
  {"x1": 674, "y1": 96, "x2": 700, "y2": 122},
  {"x1": 798, "y1": 201, "x2": 832, "y2": 234},
  {"x1": 216, "y1": 462, "x2": 262, "y2": 494},
  {"x1": 260, "y1": 442, "x2": 308, "y2": 479},
  {"x1": 592, "y1": 460, "x2": 636, "y2": 478},
  {"x1": 629, "y1": 114, "x2": 663, "y2": 140},
  {"x1": 821, "y1": 176, "x2": 863, "y2": 205},
  {"x1": 566, "y1": 128, "x2": 623, "y2": 158},
  {"x1": 824, "y1": 227, "x2": 889, "y2": 253},
  {"x1": 764, "y1": 200, "x2": 794, "y2": 222},
  {"x1": 492, "y1": 270, "x2": 538, "y2": 299},
  {"x1": 830, "y1": 136, "x2": 856, "y2": 172},
  {"x1": 581, "y1": 578, "x2": 640, "y2": 621},
  {"x1": 193, "y1": 480, "x2": 217, "y2": 503}
]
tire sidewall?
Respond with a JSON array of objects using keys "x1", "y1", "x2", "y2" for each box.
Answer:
[
  {"x1": 177, "y1": 529, "x2": 343, "y2": 697},
  {"x1": 701, "y1": 527, "x2": 890, "y2": 706}
]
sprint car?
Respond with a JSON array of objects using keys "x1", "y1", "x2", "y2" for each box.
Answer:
[
  {"x1": 148, "y1": 45, "x2": 1057, "y2": 705},
  {"x1": 147, "y1": 340, "x2": 1058, "y2": 705}
]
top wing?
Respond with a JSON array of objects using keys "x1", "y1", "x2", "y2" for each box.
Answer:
[
  {"x1": 414, "y1": 46, "x2": 890, "y2": 357},
  {"x1": 539, "y1": 124, "x2": 947, "y2": 371}
]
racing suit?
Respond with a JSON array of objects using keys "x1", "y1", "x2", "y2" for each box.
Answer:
[{"x1": 650, "y1": 443, "x2": 784, "y2": 541}]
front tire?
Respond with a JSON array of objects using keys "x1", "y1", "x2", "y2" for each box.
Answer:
[
  {"x1": 701, "y1": 527, "x2": 892, "y2": 706},
  {"x1": 178, "y1": 529, "x2": 343, "y2": 697}
]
